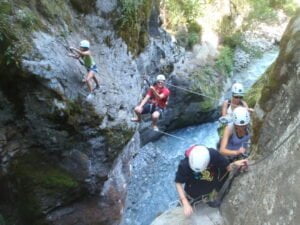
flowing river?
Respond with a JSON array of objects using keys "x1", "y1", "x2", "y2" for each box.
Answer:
[{"x1": 120, "y1": 49, "x2": 279, "y2": 225}]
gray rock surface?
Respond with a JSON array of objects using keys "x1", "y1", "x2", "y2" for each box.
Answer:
[{"x1": 151, "y1": 206, "x2": 224, "y2": 225}]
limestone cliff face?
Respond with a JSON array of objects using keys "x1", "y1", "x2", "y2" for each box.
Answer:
[{"x1": 221, "y1": 12, "x2": 300, "y2": 225}]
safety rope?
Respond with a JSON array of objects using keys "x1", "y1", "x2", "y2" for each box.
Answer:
[
  {"x1": 165, "y1": 82, "x2": 218, "y2": 100},
  {"x1": 143, "y1": 78, "x2": 249, "y2": 116},
  {"x1": 154, "y1": 129, "x2": 185, "y2": 141}
]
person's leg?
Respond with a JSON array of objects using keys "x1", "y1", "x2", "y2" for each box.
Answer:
[
  {"x1": 92, "y1": 73, "x2": 100, "y2": 88},
  {"x1": 132, "y1": 106, "x2": 142, "y2": 122},
  {"x1": 86, "y1": 71, "x2": 95, "y2": 92},
  {"x1": 151, "y1": 111, "x2": 160, "y2": 130},
  {"x1": 132, "y1": 104, "x2": 151, "y2": 122}
]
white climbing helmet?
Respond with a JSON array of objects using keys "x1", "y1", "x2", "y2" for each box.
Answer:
[
  {"x1": 232, "y1": 106, "x2": 250, "y2": 126},
  {"x1": 231, "y1": 83, "x2": 244, "y2": 96},
  {"x1": 189, "y1": 146, "x2": 210, "y2": 173},
  {"x1": 156, "y1": 74, "x2": 166, "y2": 81},
  {"x1": 80, "y1": 40, "x2": 90, "y2": 49}
]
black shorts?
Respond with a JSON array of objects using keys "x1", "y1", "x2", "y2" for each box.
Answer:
[{"x1": 141, "y1": 103, "x2": 165, "y2": 118}]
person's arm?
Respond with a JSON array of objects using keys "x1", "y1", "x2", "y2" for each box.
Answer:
[
  {"x1": 241, "y1": 100, "x2": 254, "y2": 113},
  {"x1": 175, "y1": 183, "x2": 193, "y2": 217},
  {"x1": 226, "y1": 159, "x2": 248, "y2": 171},
  {"x1": 69, "y1": 47, "x2": 91, "y2": 56},
  {"x1": 138, "y1": 94, "x2": 151, "y2": 108},
  {"x1": 135, "y1": 94, "x2": 151, "y2": 114},
  {"x1": 221, "y1": 100, "x2": 229, "y2": 116},
  {"x1": 219, "y1": 126, "x2": 245, "y2": 156},
  {"x1": 67, "y1": 52, "x2": 80, "y2": 59},
  {"x1": 149, "y1": 86, "x2": 168, "y2": 100}
]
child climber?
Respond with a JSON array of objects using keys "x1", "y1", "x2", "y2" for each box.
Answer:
[{"x1": 68, "y1": 40, "x2": 100, "y2": 93}]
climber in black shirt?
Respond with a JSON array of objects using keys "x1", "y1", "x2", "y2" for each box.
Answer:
[{"x1": 175, "y1": 145, "x2": 248, "y2": 216}]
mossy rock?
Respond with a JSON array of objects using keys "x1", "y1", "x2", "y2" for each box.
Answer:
[
  {"x1": 103, "y1": 125, "x2": 134, "y2": 161},
  {"x1": 190, "y1": 67, "x2": 220, "y2": 112},
  {"x1": 9, "y1": 151, "x2": 81, "y2": 224},
  {"x1": 36, "y1": 0, "x2": 72, "y2": 24},
  {"x1": 115, "y1": 0, "x2": 152, "y2": 55},
  {"x1": 64, "y1": 98, "x2": 104, "y2": 134},
  {"x1": 244, "y1": 64, "x2": 274, "y2": 108}
]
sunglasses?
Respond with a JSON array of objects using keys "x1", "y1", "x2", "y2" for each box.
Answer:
[{"x1": 233, "y1": 96, "x2": 243, "y2": 99}]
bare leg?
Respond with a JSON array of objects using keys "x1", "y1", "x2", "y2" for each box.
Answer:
[
  {"x1": 131, "y1": 106, "x2": 142, "y2": 122},
  {"x1": 151, "y1": 111, "x2": 160, "y2": 129},
  {"x1": 92, "y1": 74, "x2": 100, "y2": 88},
  {"x1": 85, "y1": 71, "x2": 95, "y2": 92}
]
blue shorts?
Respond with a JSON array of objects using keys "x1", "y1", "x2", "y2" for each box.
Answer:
[
  {"x1": 87, "y1": 65, "x2": 98, "y2": 73},
  {"x1": 141, "y1": 103, "x2": 165, "y2": 118}
]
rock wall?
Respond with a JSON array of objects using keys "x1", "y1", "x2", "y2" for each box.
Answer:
[{"x1": 221, "y1": 12, "x2": 300, "y2": 225}]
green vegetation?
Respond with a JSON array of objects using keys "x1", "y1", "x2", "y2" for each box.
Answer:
[
  {"x1": 0, "y1": 0, "x2": 75, "y2": 67},
  {"x1": 191, "y1": 67, "x2": 220, "y2": 111},
  {"x1": 104, "y1": 125, "x2": 134, "y2": 160},
  {"x1": 10, "y1": 151, "x2": 80, "y2": 223},
  {"x1": 175, "y1": 21, "x2": 202, "y2": 49},
  {"x1": 116, "y1": 0, "x2": 152, "y2": 55},
  {"x1": 247, "y1": 0, "x2": 297, "y2": 21},
  {"x1": 244, "y1": 64, "x2": 274, "y2": 108},
  {"x1": 163, "y1": 0, "x2": 202, "y2": 49},
  {"x1": 164, "y1": 0, "x2": 202, "y2": 30},
  {"x1": 215, "y1": 46, "x2": 234, "y2": 76},
  {"x1": 36, "y1": 0, "x2": 72, "y2": 24}
]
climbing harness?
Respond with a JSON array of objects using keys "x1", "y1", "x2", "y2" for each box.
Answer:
[{"x1": 207, "y1": 166, "x2": 240, "y2": 208}]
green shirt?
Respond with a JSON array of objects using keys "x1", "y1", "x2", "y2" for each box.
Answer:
[{"x1": 83, "y1": 55, "x2": 96, "y2": 68}]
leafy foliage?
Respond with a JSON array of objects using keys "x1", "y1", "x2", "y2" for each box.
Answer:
[
  {"x1": 164, "y1": 0, "x2": 202, "y2": 29},
  {"x1": 163, "y1": 0, "x2": 203, "y2": 49},
  {"x1": 116, "y1": 0, "x2": 152, "y2": 55},
  {"x1": 216, "y1": 46, "x2": 234, "y2": 76}
]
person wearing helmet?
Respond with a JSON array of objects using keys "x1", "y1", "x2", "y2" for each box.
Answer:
[
  {"x1": 219, "y1": 106, "x2": 251, "y2": 160},
  {"x1": 175, "y1": 145, "x2": 248, "y2": 217},
  {"x1": 220, "y1": 82, "x2": 252, "y2": 124},
  {"x1": 131, "y1": 74, "x2": 170, "y2": 131},
  {"x1": 68, "y1": 40, "x2": 100, "y2": 93}
]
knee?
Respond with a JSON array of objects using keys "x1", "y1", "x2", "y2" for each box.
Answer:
[
  {"x1": 152, "y1": 112, "x2": 160, "y2": 119},
  {"x1": 134, "y1": 106, "x2": 140, "y2": 114}
]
